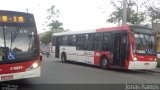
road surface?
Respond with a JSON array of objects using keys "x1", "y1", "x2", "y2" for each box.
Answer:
[{"x1": 1, "y1": 54, "x2": 160, "y2": 90}]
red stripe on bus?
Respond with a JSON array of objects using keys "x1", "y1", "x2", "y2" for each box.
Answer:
[
  {"x1": 0, "y1": 60, "x2": 39, "y2": 74},
  {"x1": 96, "y1": 25, "x2": 130, "y2": 32}
]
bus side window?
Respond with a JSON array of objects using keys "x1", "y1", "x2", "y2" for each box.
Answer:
[
  {"x1": 102, "y1": 32, "x2": 110, "y2": 51},
  {"x1": 73, "y1": 35, "x2": 76, "y2": 46},
  {"x1": 87, "y1": 34, "x2": 94, "y2": 51},
  {"x1": 52, "y1": 36, "x2": 56, "y2": 46},
  {"x1": 94, "y1": 33, "x2": 103, "y2": 50},
  {"x1": 68, "y1": 35, "x2": 73, "y2": 46},
  {"x1": 83, "y1": 34, "x2": 93, "y2": 50},
  {"x1": 84, "y1": 34, "x2": 89, "y2": 50},
  {"x1": 77, "y1": 34, "x2": 85, "y2": 50},
  {"x1": 61, "y1": 36, "x2": 68, "y2": 46}
]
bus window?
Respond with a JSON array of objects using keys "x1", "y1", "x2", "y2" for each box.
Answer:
[
  {"x1": 52, "y1": 36, "x2": 56, "y2": 46},
  {"x1": 94, "y1": 33, "x2": 103, "y2": 50},
  {"x1": 68, "y1": 35, "x2": 73, "y2": 46},
  {"x1": 102, "y1": 32, "x2": 111, "y2": 51},
  {"x1": 61, "y1": 36, "x2": 68, "y2": 45},
  {"x1": 86, "y1": 34, "x2": 94, "y2": 50},
  {"x1": 77, "y1": 34, "x2": 85, "y2": 50},
  {"x1": 73, "y1": 35, "x2": 76, "y2": 46}
]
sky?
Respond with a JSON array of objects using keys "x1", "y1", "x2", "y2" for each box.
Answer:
[{"x1": 0, "y1": 0, "x2": 116, "y2": 33}]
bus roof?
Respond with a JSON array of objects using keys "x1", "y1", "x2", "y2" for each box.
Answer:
[
  {"x1": 0, "y1": 10, "x2": 33, "y2": 16},
  {"x1": 53, "y1": 25, "x2": 152, "y2": 36},
  {"x1": 53, "y1": 29, "x2": 96, "y2": 36}
]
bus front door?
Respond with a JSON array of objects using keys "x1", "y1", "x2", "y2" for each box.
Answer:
[
  {"x1": 55, "y1": 37, "x2": 60, "y2": 58},
  {"x1": 113, "y1": 32, "x2": 128, "y2": 67}
]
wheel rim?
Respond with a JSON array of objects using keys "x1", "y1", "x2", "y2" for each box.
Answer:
[{"x1": 102, "y1": 59, "x2": 107, "y2": 67}]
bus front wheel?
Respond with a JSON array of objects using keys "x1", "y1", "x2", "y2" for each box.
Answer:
[
  {"x1": 100, "y1": 57, "x2": 109, "y2": 69},
  {"x1": 61, "y1": 53, "x2": 67, "y2": 63}
]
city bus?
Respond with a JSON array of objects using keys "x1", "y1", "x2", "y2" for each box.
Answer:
[
  {"x1": 52, "y1": 25, "x2": 157, "y2": 70},
  {"x1": 0, "y1": 10, "x2": 41, "y2": 82}
]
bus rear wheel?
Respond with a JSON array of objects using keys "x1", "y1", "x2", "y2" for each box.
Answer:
[
  {"x1": 100, "y1": 57, "x2": 109, "y2": 69},
  {"x1": 61, "y1": 53, "x2": 67, "y2": 63}
]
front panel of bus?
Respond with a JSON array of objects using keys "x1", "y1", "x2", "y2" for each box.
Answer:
[
  {"x1": 0, "y1": 10, "x2": 40, "y2": 81},
  {"x1": 128, "y1": 27, "x2": 157, "y2": 69}
]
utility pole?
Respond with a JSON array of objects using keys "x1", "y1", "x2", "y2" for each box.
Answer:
[{"x1": 122, "y1": 0, "x2": 127, "y2": 25}]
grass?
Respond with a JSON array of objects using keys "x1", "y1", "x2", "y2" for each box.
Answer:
[{"x1": 157, "y1": 59, "x2": 160, "y2": 68}]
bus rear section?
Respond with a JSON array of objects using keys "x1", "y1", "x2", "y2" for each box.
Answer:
[
  {"x1": 52, "y1": 25, "x2": 157, "y2": 70},
  {"x1": 0, "y1": 10, "x2": 41, "y2": 82}
]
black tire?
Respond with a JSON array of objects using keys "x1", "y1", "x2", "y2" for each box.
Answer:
[
  {"x1": 61, "y1": 53, "x2": 67, "y2": 63},
  {"x1": 100, "y1": 57, "x2": 110, "y2": 69}
]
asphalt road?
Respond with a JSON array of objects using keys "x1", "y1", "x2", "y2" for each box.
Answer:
[
  {"x1": 1, "y1": 54, "x2": 160, "y2": 89},
  {"x1": 4, "y1": 54, "x2": 159, "y2": 84}
]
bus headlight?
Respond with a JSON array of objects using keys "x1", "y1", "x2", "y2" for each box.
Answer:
[
  {"x1": 154, "y1": 58, "x2": 157, "y2": 61},
  {"x1": 32, "y1": 63, "x2": 39, "y2": 69},
  {"x1": 26, "y1": 62, "x2": 39, "y2": 71},
  {"x1": 133, "y1": 57, "x2": 137, "y2": 61}
]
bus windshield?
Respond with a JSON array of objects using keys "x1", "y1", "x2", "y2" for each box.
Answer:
[
  {"x1": 132, "y1": 28, "x2": 156, "y2": 55},
  {"x1": 0, "y1": 26, "x2": 37, "y2": 62}
]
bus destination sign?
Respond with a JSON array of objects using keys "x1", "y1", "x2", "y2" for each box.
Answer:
[{"x1": 0, "y1": 15, "x2": 24, "y2": 23}]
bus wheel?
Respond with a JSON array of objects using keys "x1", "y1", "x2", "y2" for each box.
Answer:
[
  {"x1": 61, "y1": 53, "x2": 67, "y2": 63},
  {"x1": 100, "y1": 57, "x2": 109, "y2": 69}
]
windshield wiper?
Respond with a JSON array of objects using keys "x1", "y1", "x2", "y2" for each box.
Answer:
[
  {"x1": 2, "y1": 26, "x2": 6, "y2": 47},
  {"x1": 144, "y1": 35, "x2": 149, "y2": 49},
  {"x1": 10, "y1": 28, "x2": 19, "y2": 51},
  {"x1": 138, "y1": 34, "x2": 144, "y2": 50}
]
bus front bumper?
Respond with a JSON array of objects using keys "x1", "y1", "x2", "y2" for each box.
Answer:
[
  {"x1": 128, "y1": 61, "x2": 157, "y2": 70},
  {"x1": 0, "y1": 67, "x2": 40, "y2": 82}
]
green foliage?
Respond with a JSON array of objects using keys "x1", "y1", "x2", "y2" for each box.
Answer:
[
  {"x1": 148, "y1": 7, "x2": 160, "y2": 24},
  {"x1": 40, "y1": 31, "x2": 52, "y2": 44},
  {"x1": 46, "y1": 5, "x2": 59, "y2": 21},
  {"x1": 142, "y1": 0, "x2": 160, "y2": 24},
  {"x1": 41, "y1": 5, "x2": 65, "y2": 44},
  {"x1": 48, "y1": 20, "x2": 64, "y2": 33},
  {"x1": 107, "y1": 0, "x2": 145, "y2": 25},
  {"x1": 46, "y1": 5, "x2": 64, "y2": 32}
]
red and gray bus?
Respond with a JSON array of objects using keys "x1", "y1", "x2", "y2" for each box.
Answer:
[
  {"x1": 52, "y1": 25, "x2": 157, "y2": 70},
  {"x1": 0, "y1": 10, "x2": 41, "y2": 81}
]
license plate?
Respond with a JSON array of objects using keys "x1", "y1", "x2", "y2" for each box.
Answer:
[
  {"x1": 144, "y1": 63, "x2": 149, "y2": 65},
  {"x1": 1, "y1": 75, "x2": 13, "y2": 81}
]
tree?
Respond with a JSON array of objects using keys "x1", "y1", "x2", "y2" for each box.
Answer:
[
  {"x1": 48, "y1": 20, "x2": 64, "y2": 33},
  {"x1": 41, "y1": 5, "x2": 65, "y2": 44},
  {"x1": 40, "y1": 31, "x2": 52, "y2": 44},
  {"x1": 46, "y1": 5, "x2": 64, "y2": 32},
  {"x1": 143, "y1": 0, "x2": 160, "y2": 25},
  {"x1": 141, "y1": 0, "x2": 160, "y2": 35},
  {"x1": 107, "y1": 0, "x2": 145, "y2": 26}
]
